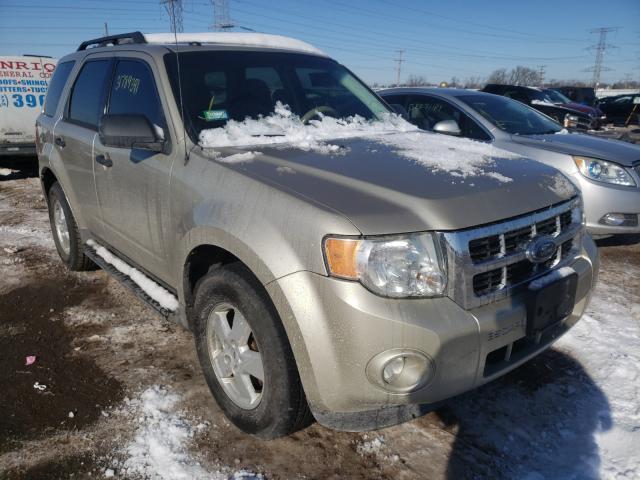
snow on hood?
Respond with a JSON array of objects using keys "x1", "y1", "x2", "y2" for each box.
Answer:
[{"x1": 199, "y1": 103, "x2": 521, "y2": 181}]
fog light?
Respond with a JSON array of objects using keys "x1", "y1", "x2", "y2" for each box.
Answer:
[
  {"x1": 382, "y1": 356, "x2": 405, "y2": 384},
  {"x1": 366, "y1": 349, "x2": 435, "y2": 393},
  {"x1": 600, "y1": 213, "x2": 638, "y2": 227}
]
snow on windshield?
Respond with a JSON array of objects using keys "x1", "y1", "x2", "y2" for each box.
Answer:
[{"x1": 199, "y1": 102, "x2": 519, "y2": 181}]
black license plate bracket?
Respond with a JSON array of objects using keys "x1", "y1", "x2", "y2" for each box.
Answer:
[{"x1": 526, "y1": 271, "x2": 578, "y2": 336}]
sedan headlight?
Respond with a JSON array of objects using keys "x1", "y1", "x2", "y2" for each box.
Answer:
[
  {"x1": 573, "y1": 156, "x2": 636, "y2": 187},
  {"x1": 323, "y1": 233, "x2": 446, "y2": 298}
]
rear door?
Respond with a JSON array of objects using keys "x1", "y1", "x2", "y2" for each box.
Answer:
[
  {"x1": 93, "y1": 54, "x2": 174, "y2": 280},
  {"x1": 37, "y1": 59, "x2": 75, "y2": 163},
  {"x1": 53, "y1": 56, "x2": 113, "y2": 235}
]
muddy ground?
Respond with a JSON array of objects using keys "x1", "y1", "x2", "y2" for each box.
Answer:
[{"x1": 0, "y1": 166, "x2": 638, "y2": 480}]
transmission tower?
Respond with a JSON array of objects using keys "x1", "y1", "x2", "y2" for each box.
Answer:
[
  {"x1": 212, "y1": 0, "x2": 234, "y2": 31},
  {"x1": 394, "y1": 49, "x2": 405, "y2": 87},
  {"x1": 160, "y1": 0, "x2": 184, "y2": 33},
  {"x1": 585, "y1": 27, "x2": 619, "y2": 88},
  {"x1": 537, "y1": 65, "x2": 546, "y2": 86}
]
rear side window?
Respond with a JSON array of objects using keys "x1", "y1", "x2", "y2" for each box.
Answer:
[
  {"x1": 108, "y1": 59, "x2": 166, "y2": 130},
  {"x1": 68, "y1": 60, "x2": 111, "y2": 129},
  {"x1": 43, "y1": 61, "x2": 74, "y2": 117}
]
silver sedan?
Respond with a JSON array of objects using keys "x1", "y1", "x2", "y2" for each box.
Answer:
[{"x1": 379, "y1": 87, "x2": 640, "y2": 236}]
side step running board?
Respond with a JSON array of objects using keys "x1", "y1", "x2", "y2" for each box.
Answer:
[{"x1": 84, "y1": 246, "x2": 176, "y2": 319}]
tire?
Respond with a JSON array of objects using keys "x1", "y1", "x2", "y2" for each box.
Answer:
[
  {"x1": 47, "y1": 182, "x2": 94, "y2": 271},
  {"x1": 193, "y1": 262, "x2": 312, "y2": 438}
]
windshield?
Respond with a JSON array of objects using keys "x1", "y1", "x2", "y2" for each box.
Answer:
[
  {"x1": 458, "y1": 94, "x2": 562, "y2": 135},
  {"x1": 544, "y1": 89, "x2": 571, "y2": 104},
  {"x1": 164, "y1": 51, "x2": 391, "y2": 140}
]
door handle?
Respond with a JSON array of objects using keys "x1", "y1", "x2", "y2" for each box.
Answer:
[
  {"x1": 54, "y1": 137, "x2": 65, "y2": 148},
  {"x1": 95, "y1": 154, "x2": 113, "y2": 168}
]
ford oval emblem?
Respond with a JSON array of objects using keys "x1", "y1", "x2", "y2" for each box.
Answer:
[{"x1": 525, "y1": 235, "x2": 558, "y2": 264}]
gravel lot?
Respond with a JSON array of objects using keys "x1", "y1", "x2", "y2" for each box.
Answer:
[{"x1": 1, "y1": 165, "x2": 638, "y2": 480}]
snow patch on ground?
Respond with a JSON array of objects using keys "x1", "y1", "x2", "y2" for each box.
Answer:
[
  {"x1": 114, "y1": 386, "x2": 262, "y2": 479},
  {"x1": 443, "y1": 261, "x2": 640, "y2": 479},
  {"x1": 86, "y1": 240, "x2": 179, "y2": 312},
  {"x1": 199, "y1": 103, "x2": 518, "y2": 181},
  {"x1": 0, "y1": 225, "x2": 53, "y2": 246}
]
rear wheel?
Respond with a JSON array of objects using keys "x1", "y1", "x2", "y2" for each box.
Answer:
[
  {"x1": 47, "y1": 182, "x2": 93, "y2": 271},
  {"x1": 193, "y1": 263, "x2": 312, "y2": 438}
]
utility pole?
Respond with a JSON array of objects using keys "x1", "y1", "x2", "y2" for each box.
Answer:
[
  {"x1": 160, "y1": 0, "x2": 184, "y2": 33},
  {"x1": 394, "y1": 49, "x2": 405, "y2": 87},
  {"x1": 212, "y1": 0, "x2": 234, "y2": 31},
  {"x1": 537, "y1": 65, "x2": 546, "y2": 87},
  {"x1": 103, "y1": 22, "x2": 109, "y2": 36},
  {"x1": 585, "y1": 27, "x2": 619, "y2": 88}
]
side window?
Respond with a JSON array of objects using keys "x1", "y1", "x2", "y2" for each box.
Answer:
[
  {"x1": 458, "y1": 115, "x2": 491, "y2": 142},
  {"x1": 405, "y1": 95, "x2": 459, "y2": 131},
  {"x1": 43, "y1": 61, "x2": 75, "y2": 117},
  {"x1": 108, "y1": 60, "x2": 166, "y2": 132},
  {"x1": 68, "y1": 60, "x2": 111, "y2": 129},
  {"x1": 381, "y1": 95, "x2": 407, "y2": 108},
  {"x1": 405, "y1": 95, "x2": 490, "y2": 141}
]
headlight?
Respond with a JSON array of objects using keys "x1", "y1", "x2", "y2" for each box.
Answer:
[
  {"x1": 564, "y1": 114, "x2": 580, "y2": 128},
  {"x1": 573, "y1": 156, "x2": 636, "y2": 187},
  {"x1": 323, "y1": 233, "x2": 446, "y2": 298}
]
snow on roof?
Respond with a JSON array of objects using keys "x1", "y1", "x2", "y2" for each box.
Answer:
[{"x1": 143, "y1": 32, "x2": 327, "y2": 56}]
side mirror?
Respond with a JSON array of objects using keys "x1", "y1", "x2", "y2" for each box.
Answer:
[
  {"x1": 389, "y1": 104, "x2": 410, "y2": 120},
  {"x1": 433, "y1": 119, "x2": 461, "y2": 136},
  {"x1": 99, "y1": 114, "x2": 165, "y2": 153}
]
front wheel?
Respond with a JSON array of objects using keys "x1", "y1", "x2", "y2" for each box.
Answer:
[{"x1": 193, "y1": 263, "x2": 312, "y2": 438}]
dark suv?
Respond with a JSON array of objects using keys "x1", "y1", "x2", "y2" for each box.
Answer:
[{"x1": 482, "y1": 84, "x2": 596, "y2": 130}]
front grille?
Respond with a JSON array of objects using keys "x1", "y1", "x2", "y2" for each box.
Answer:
[
  {"x1": 635, "y1": 163, "x2": 640, "y2": 179},
  {"x1": 442, "y1": 198, "x2": 582, "y2": 309}
]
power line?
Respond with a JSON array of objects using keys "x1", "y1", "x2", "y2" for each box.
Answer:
[
  {"x1": 211, "y1": 0, "x2": 233, "y2": 30},
  {"x1": 537, "y1": 65, "x2": 546, "y2": 86},
  {"x1": 394, "y1": 49, "x2": 404, "y2": 86},
  {"x1": 160, "y1": 0, "x2": 184, "y2": 32},
  {"x1": 584, "y1": 27, "x2": 619, "y2": 88}
]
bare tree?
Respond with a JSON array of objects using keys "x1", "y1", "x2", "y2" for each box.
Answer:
[
  {"x1": 508, "y1": 66, "x2": 540, "y2": 86},
  {"x1": 404, "y1": 74, "x2": 429, "y2": 87},
  {"x1": 449, "y1": 76, "x2": 460, "y2": 88},
  {"x1": 487, "y1": 68, "x2": 509, "y2": 84},
  {"x1": 463, "y1": 76, "x2": 485, "y2": 89}
]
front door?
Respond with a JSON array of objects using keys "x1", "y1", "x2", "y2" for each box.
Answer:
[{"x1": 93, "y1": 56, "x2": 174, "y2": 280}]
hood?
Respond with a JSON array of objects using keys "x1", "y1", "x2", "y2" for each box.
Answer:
[
  {"x1": 201, "y1": 134, "x2": 578, "y2": 235},
  {"x1": 512, "y1": 132, "x2": 640, "y2": 167},
  {"x1": 563, "y1": 103, "x2": 598, "y2": 116}
]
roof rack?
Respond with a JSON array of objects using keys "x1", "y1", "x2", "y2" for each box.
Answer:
[{"x1": 77, "y1": 31, "x2": 146, "y2": 51}]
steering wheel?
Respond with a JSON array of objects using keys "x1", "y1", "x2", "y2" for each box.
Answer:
[{"x1": 301, "y1": 105, "x2": 339, "y2": 124}]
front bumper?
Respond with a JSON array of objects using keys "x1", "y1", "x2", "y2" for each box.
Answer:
[
  {"x1": 267, "y1": 234, "x2": 598, "y2": 430},
  {"x1": 572, "y1": 172, "x2": 640, "y2": 235}
]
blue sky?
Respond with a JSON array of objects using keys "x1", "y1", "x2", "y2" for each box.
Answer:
[{"x1": 0, "y1": 0, "x2": 638, "y2": 85}]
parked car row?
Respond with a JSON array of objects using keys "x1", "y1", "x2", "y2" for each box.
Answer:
[
  {"x1": 380, "y1": 87, "x2": 640, "y2": 237},
  {"x1": 481, "y1": 84, "x2": 602, "y2": 130},
  {"x1": 8, "y1": 30, "x2": 636, "y2": 439}
]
